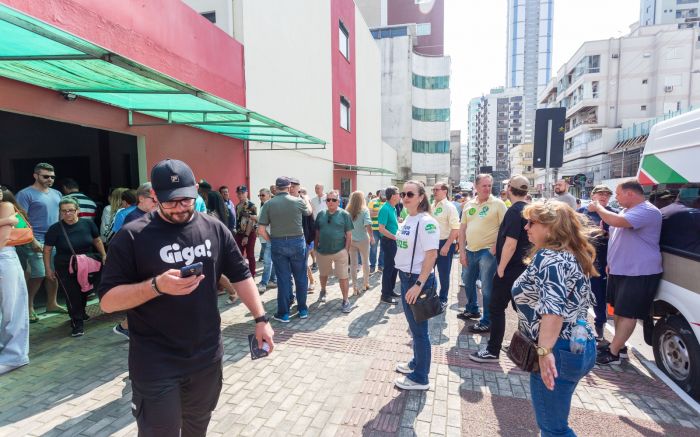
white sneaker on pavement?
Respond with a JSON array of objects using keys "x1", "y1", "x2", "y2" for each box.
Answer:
[
  {"x1": 394, "y1": 376, "x2": 429, "y2": 391},
  {"x1": 395, "y1": 362, "x2": 412, "y2": 374}
]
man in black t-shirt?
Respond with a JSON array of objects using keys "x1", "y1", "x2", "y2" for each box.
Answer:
[
  {"x1": 97, "y1": 159, "x2": 274, "y2": 437},
  {"x1": 470, "y1": 175, "x2": 531, "y2": 362}
]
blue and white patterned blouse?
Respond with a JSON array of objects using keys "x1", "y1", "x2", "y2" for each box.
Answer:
[{"x1": 511, "y1": 249, "x2": 595, "y2": 341}]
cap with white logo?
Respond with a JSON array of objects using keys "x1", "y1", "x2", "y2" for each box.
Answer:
[{"x1": 151, "y1": 159, "x2": 198, "y2": 202}]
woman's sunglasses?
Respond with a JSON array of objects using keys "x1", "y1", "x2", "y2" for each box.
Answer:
[{"x1": 399, "y1": 191, "x2": 418, "y2": 199}]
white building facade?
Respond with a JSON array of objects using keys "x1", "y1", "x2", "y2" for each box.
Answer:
[
  {"x1": 641, "y1": 0, "x2": 700, "y2": 28},
  {"x1": 182, "y1": 0, "x2": 396, "y2": 197},
  {"x1": 537, "y1": 24, "x2": 700, "y2": 195}
]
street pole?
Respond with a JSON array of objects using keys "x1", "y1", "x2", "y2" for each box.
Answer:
[{"x1": 544, "y1": 119, "x2": 552, "y2": 198}]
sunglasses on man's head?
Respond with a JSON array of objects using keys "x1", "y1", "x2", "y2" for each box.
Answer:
[{"x1": 399, "y1": 191, "x2": 417, "y2": 199}]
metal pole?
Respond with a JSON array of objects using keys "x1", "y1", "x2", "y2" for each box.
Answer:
[{"x1": 544, "y1": 119, "x2": 552, "y2": 198}]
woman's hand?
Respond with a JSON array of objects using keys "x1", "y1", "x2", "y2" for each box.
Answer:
[
  {"x1": 439, "y1": 245, "x2": 450, "y2": 257},
  {"x1": 46, "y1": 268, "x2": 56, "y2": 281},
  {"x1": 405, "y1": 284, "x2": 421, "y2": 304},
  {"x1": 31, "y1": 240, "x2": 43, "y2": 253},
  {"x1": 460, "y1": 252, "x2": 468, "y2": 267},
  {"x1": 497, "y1": 265, "x2": 505, "y2": 278},
  {"x1": 538, "y1": 354, "x2": 557, "y2": 390}
]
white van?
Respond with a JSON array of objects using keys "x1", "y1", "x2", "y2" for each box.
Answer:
[{"x1": 637, "y1": 109, "x2": 700, "y2": 400}]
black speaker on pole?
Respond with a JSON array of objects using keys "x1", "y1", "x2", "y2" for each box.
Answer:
[{"x1": 533, "y1": 108, "x2": 566, "y2": 169}]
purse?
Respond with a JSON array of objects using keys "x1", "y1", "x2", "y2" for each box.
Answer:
[
  {"x1": 408, "y1": 218, "x2": 444, "y2": 323},
  {"x1": 7, "y1": 210, "x2": 34, "y2": 247},
  {"x1": 60, "y1": 221, "x2": 102, "y2": 291},
  {"x1": 507, "y1": 329, "x2": 540, "y2": 372}
]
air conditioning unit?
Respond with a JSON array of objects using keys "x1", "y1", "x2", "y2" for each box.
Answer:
[
  {"x1": 664, "y1": 85, "x2": 674, "y2": 93},
  {"x1": 611, "y1": 53, "x2": 619, "y2": 59}
]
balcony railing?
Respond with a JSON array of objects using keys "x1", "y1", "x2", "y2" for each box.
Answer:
[{"x1": 616, "y1": 105, "x2": 697, "y2": 142}]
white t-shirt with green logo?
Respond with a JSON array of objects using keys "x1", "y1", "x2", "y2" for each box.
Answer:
[{"x1": 395, "y1": 212, "x2": 440, "y2": 274}]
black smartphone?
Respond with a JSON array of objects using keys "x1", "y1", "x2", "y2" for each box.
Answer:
[
  {"x1": 180, "y1": 262, "x2": 203, "y2": 278},
  {"x1": 248, "y1": 334, "x2": 270, "y2": 360}
]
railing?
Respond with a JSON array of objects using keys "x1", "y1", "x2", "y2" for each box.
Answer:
[{"x1": 616, "y1": 106, "x2": 696, "y2": 142}]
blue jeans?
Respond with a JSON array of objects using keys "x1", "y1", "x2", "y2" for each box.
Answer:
[
  {"x1": 271, "y1": 236, "x2": 308, "y2": 316},
  {"x1": 260, "y1": 240, "x2": 276, "y2": 286},
  {"x1": 530, "y1": 338, "x2": 596, "y2": 436},
  {"x1": 436, "y1": 240, "x2": 456, "y2": 303},
  {"x1": 0, "y1": 247, "x2": 29, "y2": 367},
  {"x1": 461, "y1": 249, "x2": 496, "y2": 325},
  {"x1": 369, "y1": 230, "x2": 384, "y2": 269},
  {"x1": 398, "y1": 271, "x2": 435, "y2": 385}
]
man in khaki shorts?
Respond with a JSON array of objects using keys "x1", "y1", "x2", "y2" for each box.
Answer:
[{"x1": 314, "y1": 190, "x2": 354, "y2": 312}]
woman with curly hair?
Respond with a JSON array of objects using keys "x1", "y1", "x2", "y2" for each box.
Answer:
[{"x1": 512, "y1": 200, "x2": 598, "y2": 436}]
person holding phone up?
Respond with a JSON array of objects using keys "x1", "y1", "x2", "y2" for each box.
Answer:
[{"x1": 98, "y1": 159, "x2": 274, "y2": 437}]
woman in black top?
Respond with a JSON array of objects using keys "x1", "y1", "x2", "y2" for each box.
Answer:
[{"x1": 44, "y1": 197, "x2": 106, "y2": 337}]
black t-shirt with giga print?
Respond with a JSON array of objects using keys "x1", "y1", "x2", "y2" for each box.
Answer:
[{"x1": 97, "y1": 211, "x2": 251, "y2": 381}]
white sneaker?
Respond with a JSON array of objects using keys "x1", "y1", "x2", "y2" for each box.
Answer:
[
  {"x1": 394, "y1": 376, "x2": 429, "y2": 391},
  {"x1": 395, "y1": 362, "x2": 412, "y2": 374}
]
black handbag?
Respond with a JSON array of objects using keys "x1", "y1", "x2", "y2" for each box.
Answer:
[{"x1": 408, "y1": 218, "x2": 444, "y2": 323}]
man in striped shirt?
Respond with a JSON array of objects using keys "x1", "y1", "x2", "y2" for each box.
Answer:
[{"x1": 61, "y1": 178, "x2": 97, "y2": 222}]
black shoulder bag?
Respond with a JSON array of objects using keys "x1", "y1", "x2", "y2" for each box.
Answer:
[{"x1": 408, "y1": 218, "x2": 444, "y2": 323}]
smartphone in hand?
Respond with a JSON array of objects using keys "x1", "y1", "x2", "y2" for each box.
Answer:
[
  {"x1": 248, "y1": 334, "x2": 270, "y2": 360},
  {"x1": 180, "y1": 262, "x2": 203, "y2": 278}
]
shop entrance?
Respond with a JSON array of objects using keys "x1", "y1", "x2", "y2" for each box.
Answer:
[{"x1": 0, "y1": 110, "x2": 139, "y2": 203}]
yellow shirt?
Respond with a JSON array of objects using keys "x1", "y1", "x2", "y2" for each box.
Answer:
[
  {"x1": 461, "y1": 195, "x2": 507, "y2": 251},
  {"x1": 431, "y1": 198, "x2": 461, "y2": 240}
]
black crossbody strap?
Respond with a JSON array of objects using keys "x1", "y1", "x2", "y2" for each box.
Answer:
[
  {"x1": 59, "y1": 221, "x2": 77, "y2": 256},
  {"x1": 409, "y1": 218, "x2": 420, "y2": 273}
]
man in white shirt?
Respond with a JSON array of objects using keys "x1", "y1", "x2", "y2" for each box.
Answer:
[{"x1": 309, "y1": 183, "x2": 327, "y2": 270}]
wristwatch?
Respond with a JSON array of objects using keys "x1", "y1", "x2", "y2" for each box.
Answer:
[
  {"x1": 415, "y1": 280, "x2": 423, "y2": 288},
  {"x1": 536, "y1": 345, "x2": 551, "y2": 357},
  {"x1": 254, "y1": 314, "x2": 270, "y2": 324},
  {"x1": 151, "y1": 277, "x2": 164, "y2": 296}
]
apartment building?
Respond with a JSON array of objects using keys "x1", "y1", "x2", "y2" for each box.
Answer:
[
  {"x1": 537, "y1": 23, "x2": 700, "y2": 194},
  {"x1": 641, "y1": 0, "x2": 700, "y2": 28},
  {"x1": 449, "y1": 130, "x2": 461, "y2": 187}
]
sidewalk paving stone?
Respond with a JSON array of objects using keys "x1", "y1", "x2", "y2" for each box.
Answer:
[{"x1": 1, "y1": 259, "x2": 699, "y2": 436}]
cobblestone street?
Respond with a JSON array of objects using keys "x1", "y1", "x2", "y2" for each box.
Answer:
[{"x1": 1, "y1": 260, "x2": 699, "y2": 436}]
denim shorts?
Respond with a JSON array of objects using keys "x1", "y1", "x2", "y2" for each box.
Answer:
[{"x1": 16, "y1": 243, "x2": 54, "y2": 279}]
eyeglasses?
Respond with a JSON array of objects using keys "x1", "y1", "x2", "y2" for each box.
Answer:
[
  {"x1": 326, "y1": 198, "x2": 339, "y2": 203},
  {"x1": 60, "y1": 209, "x2": 77, "y2": 214},
  {"x1": 39, "y1": 175, "x2": 56, "y2": 180},
  {"x1": 160, "y1": 198, "x2": 196, "y2": 209},
  {"x1": 526, "y1": 219, "x2": 539, "y2": 227},
  {"x1": 258, "y1": 194, "x2": 266, "y2": 197},
  {"x1": 399, "y1": 192, "x2": 417, "y2": 199}
]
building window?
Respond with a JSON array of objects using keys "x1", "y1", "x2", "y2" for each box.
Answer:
[
  {"x1": 340, "y1": 96, "x2": 350, "y2": 131},
  {"x1": 339, "y1": 21, "x2": 349, "y2": 60},
  {"x1": 641, "y1": 105, "x2": 647, "y2": 111},
  {"x1": 201, "y1": 11, "x2": 216, "y2": 23},
  {"x1": 341, "y1": 178, "x2": 351, "y2": 199},
  {"x1": 412, "y1": 107, "x2": 450, "y2": 122},
  {"x1": 416, "y1": 23, "x2": 432, "y2": 36},
  {"x1": 412, "y1": 140, "x2": 450, "y2": 153},
  {"x1": 642, "y1": 79, "x2": 648, "y2": 84},
  {"x1": 412, "y1": 74, "x2": 449, "y2": 89}
]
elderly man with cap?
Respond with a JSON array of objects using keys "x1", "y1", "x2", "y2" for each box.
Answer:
[
  {"x1": 258, "y1": 176, "x2": 313, "y2": 322},
  {"x1": 234, "y1": 185, "x2": 258, "y2": 277},
  {"x1": 470, "y1": 175, "x2": 531, "y2": 362},
  {"x1": 97, "y1": 159, "x2": 273, "y2": 437},
  {"x1": 578, "y1": 184, "x2": 617, "y2": 341}
]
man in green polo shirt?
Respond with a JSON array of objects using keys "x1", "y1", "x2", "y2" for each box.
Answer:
[
  {"x1": 378, "y1": 186, "x2": 400, "y2": 304},
  {"x1": 368, "y1": 192, "x2": 385, "y2": 272},
  {"x1": 315, "y1": 190, "x2": 354, "y2": 312}
]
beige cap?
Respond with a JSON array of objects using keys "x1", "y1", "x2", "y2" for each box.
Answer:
[
  {"x1": 508, "y1": 175, "x2": 530, "y2": 191},
  {"x1": 591, "y1": 185, "x2": 613, "y2": 195}
]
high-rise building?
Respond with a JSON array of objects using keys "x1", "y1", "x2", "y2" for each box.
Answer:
[
  {"x1": 640, "y1": 0, "x2": 700, "y2": 28},
  {"x1": 450, "y1": 130, "x2": 461, "y2": 187},
  {"x1": 506, "y1": 0, "x2": 553, "y2": 143},
  {"x1": 358, "y1": 0, "x2": 451, "y2": 184},
  {"x1": 463, "y1": 98, "x2": 481, "y2": 184},
  {"x1": 469, "y1": 87, "x2": 525, "y2": 190}
]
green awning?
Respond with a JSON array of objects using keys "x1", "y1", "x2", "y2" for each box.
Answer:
[
  {"x1": 0, "y1": 4, "x2": 325, "y2": 146},
  {"x1": 334, "y1": 163, "x2": 395, "y2": 176}
]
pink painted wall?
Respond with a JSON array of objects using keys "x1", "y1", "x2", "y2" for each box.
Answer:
[
  {"x1": 331, "y1": 0, "x2": 357, "y2": 190},
  {"x1": 387, "y1": 0, "x2": 444, "y2": 56},
  {"x1": 0, "y1": 77, "x2": 247, "y2": 191},
  {"x1": 2, "y1": 0, "x2": 246, "y2": 105}
]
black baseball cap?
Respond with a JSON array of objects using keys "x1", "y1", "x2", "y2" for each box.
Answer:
[
  {"x1": 236, "y1": 185, "x2": 248, "y2": 193},
  {"x1": 151, "y1": 159, "x2": 198, "y2": 202}
]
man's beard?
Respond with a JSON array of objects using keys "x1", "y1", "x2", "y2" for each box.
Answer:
[{"x1": 160, "y1": 207, "x2": 195, "y2": 224}]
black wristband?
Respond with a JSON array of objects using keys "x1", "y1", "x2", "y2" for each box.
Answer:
[{"x1": 151, "y1": 276, "x2": 164, "y2": 296}]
